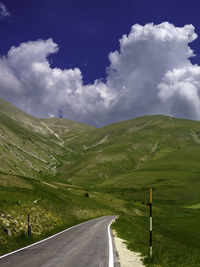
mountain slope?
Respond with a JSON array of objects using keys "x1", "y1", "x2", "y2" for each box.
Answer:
[
  {"x1": 0, "y1": 97, "x2": 94, "y2": 177},
  {"x1": 59, "y1": 115, "x2": 200, "y2": 203},
  {"x1": 2, "y1": 98, "x2": 200, "y2": 266}
]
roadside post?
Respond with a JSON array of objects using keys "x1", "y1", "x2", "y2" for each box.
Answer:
[
  {"x1": 150, "y1": 188, "x2": 152, "y2": 258},
  {"x1": 28, "y1": 211, "x2": 31, "y2": 237}
]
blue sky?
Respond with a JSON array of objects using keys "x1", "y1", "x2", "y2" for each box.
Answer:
[
  {"x1": 1, "y1": 0, "x2": 200, "y2": 126},
  {"x1": 2, "y1": 0, "x2": 200, "y2": 83}
]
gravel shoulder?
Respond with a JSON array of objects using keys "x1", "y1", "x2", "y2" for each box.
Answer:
[{"x1": 113, "y1": 230, "x2": 144, "y2": 267}]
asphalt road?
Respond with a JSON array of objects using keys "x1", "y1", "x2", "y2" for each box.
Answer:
[{"x1": 0, "y1": 215, "x2": 116, "y2": 267}]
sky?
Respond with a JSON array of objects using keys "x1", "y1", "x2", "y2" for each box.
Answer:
[{"x1": 1, "y1": 0, "x2": 200, "y2": 126}]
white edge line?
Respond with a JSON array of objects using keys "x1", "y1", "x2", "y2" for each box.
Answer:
[
  {"x1": 108, "y1": 218, "x2": 115, "y2": 267},
  {"x1": 0, "y1": 216, "x2": 106, "y2": 259}
]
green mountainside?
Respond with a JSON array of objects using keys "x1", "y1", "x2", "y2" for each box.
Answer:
[
  {"x1": 1, "y1": 97, "x2": 200, "y2": 266},
  {"x1": 61, "y1": 115, "x2": 200, "y2": 203},
  {"x1": 0, "y1": 96, "x2": 94, "y2": 177}
]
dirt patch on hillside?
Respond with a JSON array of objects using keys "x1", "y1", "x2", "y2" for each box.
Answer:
[
  {"x1": 41, "y1": 181, "x2": 58, "y2": 189},
  {"x1": 133, "y1": 209, "x2": 143, "y2": 216}
]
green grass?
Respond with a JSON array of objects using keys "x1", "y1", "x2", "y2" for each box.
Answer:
[
  {"x1": 2, "y1": 103, "x2": 200, "y2": 266},
  {"x1": 185, "y1": 203, "x2": 200, "y2": 209},
  {"x1": 112, "y1": 203, "x2": 200, "y2": 266},
  {"x1": 0, "y1": 174, "x2": 116, "y2": 255},
  {"x1": 57, "y1": 114, "x2": 200, "y2": 266}
]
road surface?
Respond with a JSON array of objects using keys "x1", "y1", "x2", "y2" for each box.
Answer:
[{"x1": 0, "y1": 215, "x2": 116, "y2": 267}]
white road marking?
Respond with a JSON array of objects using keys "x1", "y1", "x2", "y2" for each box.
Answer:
[
  {"x1": 0, "y1": 217, "x2": 106, "y2": 259},
  {"x1": 0, "y1": 216, "x2": 115, "y2": 265},
  {"x1": 108, "y1": 218, "x2": 115, "y2": 267}
]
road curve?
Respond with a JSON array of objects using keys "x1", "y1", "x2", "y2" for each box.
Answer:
[{"x1": 0, "y1": 215, "x2": 116, "y2": 267}]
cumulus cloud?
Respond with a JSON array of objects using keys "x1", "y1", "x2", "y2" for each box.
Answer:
[
  {"x1": 158, "y1": 66, "x2": 200, "y2": 119},
  {"x1": 0, "y1": 2, "x2": 11, "y2": 20},
  {"x1": 106, "y1": 22, "x2": 197, "y2": 122},
  {"x1": 0, "y1": 38, "x2": 115, "y2": 124},
  {"x1": 1, "y1": 22, "x2": 200, "y2": 126}
]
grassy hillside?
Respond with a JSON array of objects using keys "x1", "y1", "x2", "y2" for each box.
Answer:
[
  {"x1": 0, "y1": 172, "x2": 126, "y2": 255},
  {"x1": 1, "y1": 98, "x2": 200, "y2": 266},
  {"x1": 58, "y1": 115, "x2": 200, "y2": 266},
  {"x1": 0, "y1": 97, "x2": 94, "y2": 177},
  {"x1": 60, "y1": 115, "x2": 200, "y2": 198}
]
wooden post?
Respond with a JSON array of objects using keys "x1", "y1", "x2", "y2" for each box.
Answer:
[{"x1": 150, "y1": 188, "x2": 152, "y2": 258}]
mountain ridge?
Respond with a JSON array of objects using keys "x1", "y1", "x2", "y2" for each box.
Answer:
[
  {"x1": 1, "y1": 95, "x2": 200, "y2": 182},
  {"x1": 0, "y1": 96, "x2": 94, "y2": 177},
  {"x1": 1, "y1": 97, "x2": 200, "y2": 265}
]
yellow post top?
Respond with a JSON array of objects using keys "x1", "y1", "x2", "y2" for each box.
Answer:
[{"x1": 150, "y1": 188, "x2": 152, "y2": 203}]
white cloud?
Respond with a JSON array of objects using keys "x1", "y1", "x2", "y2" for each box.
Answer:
[
  {"x1": 0, "y1": 38, "x2": 114, "y2": 124},
  {"x1": 1, "y1": 22, "x2": 200, "y2": 126},
  {"x1": 105, "y1": 22, "x2": 198, "y2": 123},
  {"x1": 0, "y1": 2, "x2": 11, "y2": 20},
  {"x1": 158, "y1": 66, "x2": 200, "y2": 119}
]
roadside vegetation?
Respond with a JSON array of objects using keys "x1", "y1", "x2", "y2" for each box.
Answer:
[
  {"x1": 0, "y1": 173, "x2": 117, "y2": 255},
  {"x1": 1, "y1": 98, "x2": 200, "y2": 266},
  {"x1": 112, "y1": 195, "x2": 200, "y2": 266}
]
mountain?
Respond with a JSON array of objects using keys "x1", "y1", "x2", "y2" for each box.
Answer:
[
  {"x1": 59, "y1": 115, "x2": 200, "y2": 203},
  {"x1": 1, "y1": 97, "x2": 200, "y2": 266},
  {"x1": 2, "y1": 96, "x2": 200, "y2": 203},
  {"x1": 0, "y1": 97, "x2": 107, "y2": 256},
  {"x1": 0, "y1": 97, "x2": 94, "y2": 177}
]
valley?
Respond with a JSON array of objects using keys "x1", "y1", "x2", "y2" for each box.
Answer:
[{"x1": 1, "y1": 97, "x2": 200, "y2": 266}]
